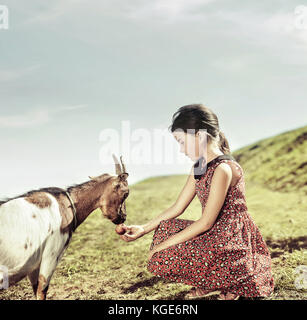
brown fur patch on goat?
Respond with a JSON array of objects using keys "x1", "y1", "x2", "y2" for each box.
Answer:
[
  {"x1": 36, "y1": 274, "x2": 48, "y2": 300},
  {"x1": 25, "y1": 192, "x2": 52, "y2": 209}
]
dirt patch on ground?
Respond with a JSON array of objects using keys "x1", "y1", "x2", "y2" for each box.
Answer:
[{"x1": 266, "y1": 236, "x2": 307, "y2": 258}]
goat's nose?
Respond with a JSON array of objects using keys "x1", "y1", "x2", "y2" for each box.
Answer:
[
  {"x1": 113, "y1": 216, "x2": 123, "y2": 225},
  {"x1": 123, "y1": 193, "x2": 128, "y2": 201}
]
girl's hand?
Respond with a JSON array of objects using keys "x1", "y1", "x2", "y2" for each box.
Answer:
[
  {"x1": 120, "y1": 225, "x2": 145, "y2": 242},
  {"x1": 148, "y1": 248, "x2": 158, "y2": 261}
]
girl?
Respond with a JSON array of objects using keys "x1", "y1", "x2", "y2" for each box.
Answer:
[{"x1": 120, "y1": 104, "x2": 274, "y2": 300}]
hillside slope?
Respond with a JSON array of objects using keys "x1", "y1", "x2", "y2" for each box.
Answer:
[{"x1": 232, "y1": 125, "x2": 307, "y2": 195}]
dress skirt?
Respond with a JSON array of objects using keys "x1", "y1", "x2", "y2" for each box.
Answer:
[{"x1": 147, "y1": 217, "x2": 274, "y2": 297}]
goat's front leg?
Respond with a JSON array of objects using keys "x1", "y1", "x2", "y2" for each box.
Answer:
[
  {"x1": 37, "y1": 239, "x2": 69, "y2": 300},
  {"x1": 36, "y1": 274, "x2": 49, "y2": 300},
  {"x1": 36, "y1": 256, "x2": 59, "y2": 300},
  {"x1": 36, "y1": 231, "x2": 70, "y2": 300}
]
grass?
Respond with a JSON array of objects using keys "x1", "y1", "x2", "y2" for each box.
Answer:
[
  {"x1": 1, "y1": 126, "x2": 306, "y2": 300},
  {"x1": 234, "y1": 125, "x2": 307, "y2": 195}
]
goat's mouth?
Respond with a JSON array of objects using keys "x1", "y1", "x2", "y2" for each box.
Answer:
[
  {"x1": 112, "y1": 202, "x2": 126, "y2": 225},
  {"x1": 101, "y1": 198, "x2": 127, "y2": 225}
]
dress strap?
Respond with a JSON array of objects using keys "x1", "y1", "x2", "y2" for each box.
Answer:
[{"x1": 194, "y1": 154, "x2": 235, "y2": 180}]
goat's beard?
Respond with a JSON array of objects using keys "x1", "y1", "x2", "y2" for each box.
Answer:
[{"x1": 100, "y1": 201, "x2": 126, "y2": 224}]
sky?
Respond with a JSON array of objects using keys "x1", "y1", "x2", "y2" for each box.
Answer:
[{"x1": 0, "y1": 0, "x2": 307, "y2": 197}]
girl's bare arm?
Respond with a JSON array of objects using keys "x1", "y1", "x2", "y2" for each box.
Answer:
[
  {"x1": 121, "y1": 166, "x2": 196, "y2": 241},
  {"x1": 149, "y1": 163, "x2": 232, "y2": 255},
  {"x1": 142, "y1": 166, "x2": 196, "y2": 234}
]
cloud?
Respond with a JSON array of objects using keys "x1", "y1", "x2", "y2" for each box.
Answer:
[
  {"x1": 15, "y1": 0, "x2": 306, "y2": 56},
  {"x1": 0, "y1": 109, "x2": 50, "y2": 128},
  {"x1": 20, "y1": 0, "x2": 78, "y2": 25},
  {"x1": 125, "y1": 0, "x2": 215, "y2": 22},
  {"x1": 211, "y1": 57, "x2": 247, "y2": 72},
  {"x1": 0, "y1": 64, "x2": 41, "y2": 82},
  {"x1": 264, "y1": 9, "x2": 307, "y2": 45},
  {"x1": 16, "y1": 0, "x2": 215, "y2": 26},
  {"x1": 55, "y1": 104, "x2": 88, "y2": 112},
  {"x1": 213, "y1": 7, "x2": 307, "y2": 50},
  {"x1": 0, "y1": 104, "x2": 88, "y2": 128}
]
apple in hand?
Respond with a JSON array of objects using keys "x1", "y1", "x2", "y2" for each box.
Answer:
[{"x1": 115, "y1": 224, "x2": 127, "y2": 235}]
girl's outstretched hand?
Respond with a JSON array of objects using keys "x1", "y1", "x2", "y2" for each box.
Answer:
[
  {"x1": 148, "y1": 248, "x2": 158, "y2": 261},
  {"x1": 120, "y1": 225, "x2": 145, "y2": 242}
]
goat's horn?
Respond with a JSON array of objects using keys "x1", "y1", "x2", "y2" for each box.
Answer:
[
  {"x1": 112, "y1": 154, "x2": 122, "y2": 175},
  {"x1": 120, "y1": 155, "x2": 127, "y2": 173}
]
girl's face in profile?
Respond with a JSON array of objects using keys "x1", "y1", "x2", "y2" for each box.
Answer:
[{"x1": 172, "y1": 131, "x2": 203, "y2": 162}]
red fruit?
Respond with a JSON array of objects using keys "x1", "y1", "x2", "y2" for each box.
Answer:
[{"x1": 115, "y1": 224, "x2": 126, "y2": 235}]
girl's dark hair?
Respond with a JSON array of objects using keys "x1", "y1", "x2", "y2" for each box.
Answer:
[{"x1": 168, "y1": 104, "x2": 231, "y2": 154}]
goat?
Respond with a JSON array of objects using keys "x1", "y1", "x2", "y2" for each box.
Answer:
[{"x1": 0, "y1": 155, "x2": 129, "y2": 300}]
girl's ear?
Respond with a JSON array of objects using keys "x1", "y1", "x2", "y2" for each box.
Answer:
[{"x1": 196, "y1": 130, "x2": 206, "y2": 142}]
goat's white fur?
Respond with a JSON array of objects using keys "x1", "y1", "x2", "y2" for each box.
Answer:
[{"x1": 0, "y1": 193, "x2": 70, "y2": 291}]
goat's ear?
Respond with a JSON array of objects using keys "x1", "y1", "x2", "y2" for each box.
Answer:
[{"x1": 118, "y1": 173, "x2": 128, "y2": 181}]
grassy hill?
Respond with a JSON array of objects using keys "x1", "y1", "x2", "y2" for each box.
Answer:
[
  {"x1": 1, "y1": 126, "x2": 306, "y2": 300},
  {"x1": 233, "y1": 125, "x2": 307, "y2": 195}
]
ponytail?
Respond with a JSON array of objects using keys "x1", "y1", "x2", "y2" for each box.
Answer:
[{"x1": 218, "y1": 131, "x2": 231, "y2": 154}]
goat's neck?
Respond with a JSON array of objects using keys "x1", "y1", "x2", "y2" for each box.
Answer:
[{"x1": 69, "y1": 185, "x2": 102, "y2": 227}]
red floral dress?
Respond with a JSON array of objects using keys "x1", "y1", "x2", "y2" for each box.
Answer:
[{"x1": 147, "y1": 155, "x2": 274, "y2": 297}]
